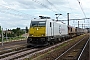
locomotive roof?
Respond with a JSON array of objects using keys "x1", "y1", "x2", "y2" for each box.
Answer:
[
  {"x1": 31, "y1": 19, "x2": 66, "y2": 24},
  {"x1": 31, "y1": 19, "x2": 47, "y2": 21}
]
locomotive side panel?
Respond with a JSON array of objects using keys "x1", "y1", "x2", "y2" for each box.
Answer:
[
  {"x1": 46, "y1": 20, "x2": 53, "y2": 37},
  {"x1": 53, "y1": 22, "x2": 68, "y2": 36}
]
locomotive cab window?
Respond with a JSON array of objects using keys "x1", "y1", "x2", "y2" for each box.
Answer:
[
  {"x1": 50, "y1": 22, "x2": 51, "y2": 27},
  {"x1": 39, "y1": 22, "x2": 46, "y2": 26},
  {"x1": 30, "y1": 21, "x2": 46, "y2": 27}
]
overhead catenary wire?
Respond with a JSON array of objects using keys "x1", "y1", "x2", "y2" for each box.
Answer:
[
  {"x1": 0, "y1": 5, "x2": 33, "y2": 17},
  {"x1": 47, "y1": 0, "x2": 69, "y2": 20},
  {"x1": 46, "y1": 0, "x2": 62, "y2": 13},
  {"x1": 46, "y1": 0, "x2": 67, "y2": 21},
  {"x1": 64, "y1": 0, "x2": 88, "y2": 27},
  {"x1": 66, "y1": 0, "x2": 75, "y2": 23},
  {"x1": 65, "y1": 0, "x2": 75, "y2": 15},
  {"x1": 32, "y1": 0, "x2": 57, "y2": 13},
  {"x1": 77, "y1": 0, "x2": 87, "y2": 22},
  {"x1": 46, "y1": 0, "x2": 80, "y2": 24},
  {"x1": 0, "y1": 10, "x2": 32, "y2": 20},
  {"x1": 66, "y1": 0, "x2": 83, "y2": 24},
  {"x1": 0, "y1": 5, "x2": 36, "y2": 19}
]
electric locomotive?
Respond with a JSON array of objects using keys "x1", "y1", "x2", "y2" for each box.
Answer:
[{"x1": 27, "y1": 16, "x2": 68, "y2": 46}]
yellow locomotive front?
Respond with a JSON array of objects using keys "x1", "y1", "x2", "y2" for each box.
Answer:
[{"x1": 27, "y1": 21, "x2": 48, "y2": 46}]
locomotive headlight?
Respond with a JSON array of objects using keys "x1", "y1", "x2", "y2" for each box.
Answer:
[
  {"x1": 32, "y1": 35, "x2": 33, "y2": 36},
  {"x1": 29, "y1": 34, "x2": 33, "y2": 36},
  {"x1": 42, "y1": 34, "x2": 45, "y2": 36},
  {"x1": 42, "y1": 35, "x2": 44, "y2": 36}
]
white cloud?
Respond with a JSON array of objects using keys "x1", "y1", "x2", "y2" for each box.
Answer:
[{"x1": 0, "y1": 0, "x2": 90, "y2": 29}]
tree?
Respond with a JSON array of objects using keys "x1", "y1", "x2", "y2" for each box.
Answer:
[
  {"x1": 26, "y1": 26, "x2": 28, "y2": 33},
  {"x1": 12, "y1": 27, "x2": 25, "y2": 36},
  {"x1": 0, "y1": 26, "x2": 1, "y2": 34},
  {"x1": 0, "y1": 26, "x2": 1, "y2": 39}
]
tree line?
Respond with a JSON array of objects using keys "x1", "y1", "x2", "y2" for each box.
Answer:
[{"x1": 0, "y1": 26, "x2": 28, "y2": 37}]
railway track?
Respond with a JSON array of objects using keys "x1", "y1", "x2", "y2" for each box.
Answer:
[
  {"x1": 0, "y1": 45, "x2": 57, "y2": 60},
  {"x1": 0, "y1": 34, "x2": 89, "y2": 60},
  {"x1": 0, "y1": 48, "x2": 38, "y2": 60},
  {"x1": 0, "y1": 40, "x2": 26, "y2": 48},
  {"x1": 0, "y1": 44, "x2": 26, "y2": 55},
  {"x1": 17, "y1": 34, "x2": 88, "y2": 60},
  {"x1": 55, "y1": 35, "x2": 89, "y2": 60},
  {"x1": 0, "y1": 40, "x2": 70, "y2": 60},
  {"x1": 77, "y1": 38, "x2": 89, "y2": 60},
  {"x1": 0, "y1": 47, "x2": 30, "y2": 59},
  {"x1": 0, "y1": 40, "x2": 28, "y2": 59},
  {"x1": 0, "y1": 43, "x2": 51, "y2": 60}
]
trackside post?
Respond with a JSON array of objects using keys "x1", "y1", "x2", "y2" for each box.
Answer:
[{"x1": 2, "y1": 28, "x2": 3, "y2": 46}]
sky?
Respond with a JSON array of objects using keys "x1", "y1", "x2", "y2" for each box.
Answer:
[{"x1": 0, "y1": 0, "x2": 90, "y2": 30}]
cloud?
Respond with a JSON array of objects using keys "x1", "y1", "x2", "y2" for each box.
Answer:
[{"x1": 0, "y1": 0, "x2": 90, "y2": 29}]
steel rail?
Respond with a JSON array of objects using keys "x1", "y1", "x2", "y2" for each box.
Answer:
[
  {"x1": 55, "y1": 37, "x2": 86, "y2": 60},
  {"x1": 77, "y1": 37, "x2": 90, "y2": 60}
]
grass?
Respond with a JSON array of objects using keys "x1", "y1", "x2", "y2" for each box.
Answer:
[
  {"x1": 33, "y1": 43, "x2": 68, "y2": 60},
  {"x1": 0, "y1": 37, "x2": 26, "y2": 42}
]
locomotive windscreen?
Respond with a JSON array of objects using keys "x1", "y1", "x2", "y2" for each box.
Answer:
[{"x1": 30, "y1": 21, "x2": 46, "y2": 27}]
